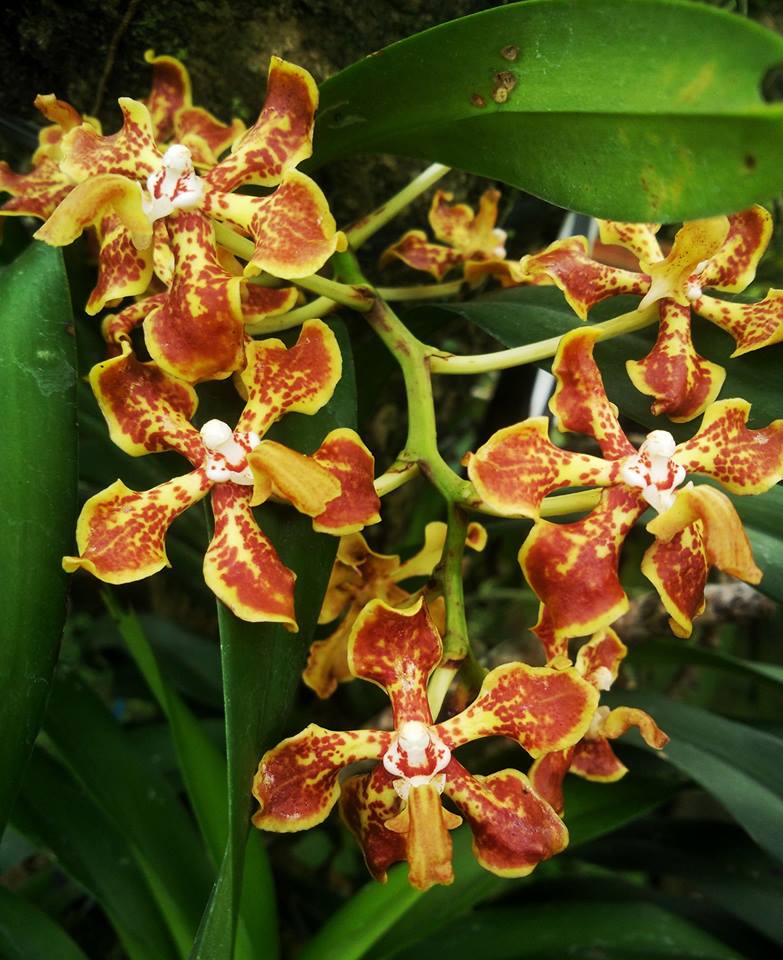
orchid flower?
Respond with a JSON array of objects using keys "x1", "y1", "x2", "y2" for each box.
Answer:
[
  {"x1": 304, "y1": 521, "x2": 486, "y2": 698},
  {"x1": 515, "y1": 209, "x2": 779, "y2": 421},
  {"x1": 465, "y1": 327, "x2": 783, "y2": 642},
  {"x1": 34, "y1": 57, "x2": 344, "y2": 381},
  {"x1": 528, "y1": 609, "x2": 667, "y2": 814},
  {"x1": 253, "y1": 599, "x2": 598, "y2": 889},
  {"x1": 380, "y1": 188, "x2": 508, "y2": 281},
  {"x1": 63, "y1": 320, "x2": 379, "y2": 627}
]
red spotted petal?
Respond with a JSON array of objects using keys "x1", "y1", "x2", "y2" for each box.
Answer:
[
  {"x1": 247, "y1": 440, "x2": 341, "y2": 513},
  {"x1": 463, "y1": 257, "x2": 528, "y2": 287},
  {"x1": 143, "y1": 50, "x2": 191, "y2": 144},
  {"x1": 519, "y1": 486, "x2": 646, "y2": 640},
  {"x1": 60, "y1": 98, "x2": 161, "y2": 182},
  {"x1": 205, "y1": 57, "x2": 317, "y2": 192},
  {"x1": 570, "y1": 738, "x2": 627, "y2": 781},
  {"x1": 379, "y1": 230, "x2": 463, "y2": 281},
  {"x1": 429, "y1": 188, "x2": 504, "y2": 258},
  {"x1": 466, "y1": 417, "x2": 614, "y2": 518},
  {"x1": 521, "y1": 236, "x2": 648, "y2": 320},
  {"x1": 237, "y1": 318, "x2": 341, "y2": 437},
  {"x1": 102, "y1": 294, "x2": 166, "y2": 355},
  {"x1": 639, "y1": 217, "x2": 729, "y2": 309},
  {"x1": 176, "y1": 108, "x2": 245, "y2": 166},
  {"x1": 437, "y1": 662, "x2": 597, "y2": 757},
  {"x1": 550, "y1": 328, "x2": 634, "y2": 460},
  {"x1": 445, "y1": 760, "x2": 569, "y2": 877},
  {"x1": 528, "y1": 749, "x2": 573, "y2": 814},
  {"x1": 303, "y1": 613, "x2": 356, "y2": 699},
  {"x1": 34, "y1": 174, "x2": 151, "y2": 250},
  {"x1": 252, "y1": 723, "x2": 389, "y2": 831},
  {"x1": 144, "y1": 210, "x2": 244, "y2": 382},
  {"x1": 311, "y1": 429, "x2": 381, "y2": 534},
  {"x1": 384, "y1": 783, "x2": 460, "y2": 890},
  {"x1": 340, "y1": 764, "x2": 405, "y2": 882},
  {"x1": 63, "y1": 469, "x2": 211, "y2": 583},
  {"x1": 0, "y1": 159, "x2": 73, "y2": 220},
  {"x1": 204, "y1": 483, "x2": 298, "y2": 627},
  {"x1": 601, "y1": 706, "x2": 668, "y2": 749},
  {"x1": 641, "y1": 524, "x2": 708, "y2": 638},
  {"x1": 576, "y1": 628, "x2": 627, "y2": 687},
  {"x1": 87, "y1": 213, "x2": 154, "y2": 315},
  {"x1": 626, "y1": 299, "x2": 725, "y2": 422},
  {"x1": 598, "y1": 220, "x2": 662, "y2": 265},
  {"x1": 34, "y1": 93, "x2": 83, "y2": 135},
  {"x1": 628, "y1": 299, "x2": 727, "y2": 422},
  {"x1": 694, "y1": 290, "x2": 783, "y2": 357},
  {"x1": 647, "y1": 485, "x2": 761, "y2": 586},
  {"x1": 348, "y1": 599, "x2": 441, "y2": 725},
  {"x1": 89, "y1": 341, "x2": 202, "y2": 461},
  {"x1": 697, "y1": 206, "x2": 772, "y2": 293},
  {"x1": 674, "y1": 399, "x2": 783, "y2": 494},
  {"x1": 532, "y1": 605, "x2": 569, "y2": 665}
]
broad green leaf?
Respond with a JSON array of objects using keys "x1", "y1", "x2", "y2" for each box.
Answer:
[
  {"x1": 0, "y1": 243, "x2": 76, "y2": 835},
  {"x1": 301, "y1": 773, "x2": 679, "y2": 960},
  {"x1": 630, "y1": 637, "x2": 783, "y2": 690},
  {"x1": 390, "y1": 902, "x2": 742, "y2": 960},
  {"x1": 425, "y1": 287, "x2": 783, "y2": 601},
  {"x1": 612, "y1": 692, "x2": 783, "y2": 865},
  {"x1": 12, "y1": 749, "x2": 179, "y2": 960},
  {"x1": 191, "y1": 320, "x2": 358, "y2": 960},
  {"x1": 44, "y1": 673, "x2": 213, "y2": 958},
  {"x1": 312, "y1": 0, "x2": 783, "y2": 221},
  {"x1": 0, "y1": 886, "x2": 89, "y2": 960},
  {"x1": 105, "y1": 597, "x2": 274, "y2": 960}
]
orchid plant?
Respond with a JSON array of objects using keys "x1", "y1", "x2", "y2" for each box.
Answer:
[{"x1": 3, "y1": 3, "x2": 783, "y2": 959}]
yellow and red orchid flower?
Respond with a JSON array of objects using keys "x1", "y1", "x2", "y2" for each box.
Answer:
[
  {"x1": 0, "y1": 95, "x2": 100, "y2": 221},
  {"x1": 34, "y1": 57, "x2": 344, "y2": 380},
  {"x1": 518, "y1": 209, "x2": 778, "y2": 421},
  {"x1": 253, "y1": 598, "x2": 599, "y2": 890},
  {"x1": 63, "y1": 320, "x2": 380, "y2": 627},
  {"x1": 304, "y1": 521, "x2": 487, "y2": 698},
  {"x1": 380, "y1": 188, "x2": 508, "y2": 281},
  {"x1": 528, "y1": 610, "x2": 667, "y2": 814},
  {"x1": 143, "y1": 50, "x2": 245, "y2": 167},
  {"x1": 464, "y1": 327, "x2": 783, "y2": 643}
]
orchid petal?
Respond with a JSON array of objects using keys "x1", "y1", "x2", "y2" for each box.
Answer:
[
  {"x1": 600, "y1": 706, "x2": 669, "y2": 748},
  {"x1": 575, "y1": 628, "x2": 627, "y2": 688},
  {"x1": 87, "y1": 213, "x2": 154, "y2": 315},
  {"x1": 248, "y1": 440, "x2": 341, "y2": 513},
  {"x1": 204, "y1": 483, "x2": 298, "y2": 628},
  {"x1": 598, "y1": 220, "x2": 662, "y2": 265},
  {"x1": 340, "y1": 765, "x2": 406, "y2": 882},
  {"x1": 466, "y1": 417, "x2": 615, "y2": 519},
  {"x1": 674, "y1": 399, "x2": 783, "y2": 494},
  {"x1": 379, "y1": 230, "x2": 463, "y2": 281},
  {"x1": 641, "y1": 524, "x2": 708, "y2": 637},
  {"x1": 639, "y1": 217, "x2": 729, "y2": 309},
  {"x1": 527, "y1": 749, "x2": 573, "y2": 815},
  {"x1": 570, "y1": 738, "x2": 627, "y2": 781},
  {"x1": 60, "y1": 98, "x2": 161, "y2": 182},
  {"x1": 532, "y1": 605, "x2": 570, "y2": 665},
  {"x1": 63, "y1": 470, "x2": 211, "y2": 583},
  {"x1": 519, "y1": 486, "x2": 646, "y2": 640},
  {"x1": 176, "y1": 108, "x2": 245, "y2": 166},
  {"x1": 385, "y1": 783, "x2": 460, "y2": 890},
  {"x1": 303, "y1": 613, "x2": 355, "y2": 699},
  {"x1": 627, "y1": 299, "x2": 725, "y2": 422},
  {"x1": 144, "y1": 50, "x2": 192, "y2": 143},
  {"x1": 697, "y1": 206, "x2": 772, "y2": 293},
  {"x1": 206, "y1": 57, "x2": 317, "y2": 192},
  {"x1": 694, "y1": 290, "x2": 783, "y2": 357},
  {"x1": 348, "y1": 599, "x2": 440, "y2": 725},
  {"x1": 252, "y1": 724, "x2": 389, "y2": 831},
  {"x1": 237, "y1": 318, "x2": 341, "y2": 436},
  {"x1": 0, "y1": 159, "x2": 73, "y2": 220},
  {"x1": 310, "y1": 429, "x2": 381, "y2": 534},
  {"x1": 102, "y1": 294, "x2": 165, "y2": 355}
]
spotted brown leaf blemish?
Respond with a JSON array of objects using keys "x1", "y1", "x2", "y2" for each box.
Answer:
[
  {"x1": 491, "y1": 71, "x2": 517, "y2": 104},
  {"x1": 500, "y1": 45, "x2": 519, "y2": 62},
  {"x1": 470, "y1": 93, "x2": 487, "y2": 109}
]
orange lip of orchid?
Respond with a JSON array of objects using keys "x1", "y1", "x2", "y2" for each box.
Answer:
[
  {"x1": 516, "y1": 208, "x2": 780, "y2": 422},
  {"x1": 380, "y1": 187, "x2": 508, "y2": 281},
  {"x1": 62, "y1": 320, "x2": 380, "y2": 627},
  {"x1": 304, "y1": 520, "x2": 487, "y2": 699},
  {"x1": 465, "y1": 327, "x2": 783, "y2": 642},
  {"x1": 529, "y1": 610, "x2": 668, "y2": 815},
  {"x1": 30, "y1": 56, "x2": 345, "y2": 380},
  {"x1": 252, "y1": 598, "x2": 599, "y2": 890}
]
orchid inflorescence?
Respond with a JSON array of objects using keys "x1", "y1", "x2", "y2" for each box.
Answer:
[{"x1": 6, "y1": 47, "x2": 783, "y2": 892}]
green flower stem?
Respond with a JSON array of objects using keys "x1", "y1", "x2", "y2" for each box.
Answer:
[
  {"x1": 375, "y1": 280, "x2": 466, "y2": 301},
  {"x1": 244, "y1": 296, "x2": 338, "y2": 335},
  {"x1": 428, "y1": 303, "x2": 659, "y2": 374},
  {"x1": 373, "y1": 460, "x2": 420, "y2": 497},
  {"x1": 346, "y1": 162, "x2": 450, "y2": 249},
  {"x1": 212, "y1": 222, "x2": 372, "y2": 311},
  {"x1": 539, "y1": 488, "x2": 602, "y2": 517}
]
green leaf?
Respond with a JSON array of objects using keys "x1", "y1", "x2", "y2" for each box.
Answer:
[
  {"x1": 312, "y1": 0, "x2": 783, "y2": 221},
  {"x1": 301, "y1": 773, "x2": 679, "y2": 960},
  {"x1": 629, "y1": 637, "x2": 783, "y2": 690},
  {"x1": 191, "y1": 320, "x2": 358, "y2": 960},
  {"x1": 12, "y1": 749, "x2": 179, "y2": 960},
  {"x1": 389, "y1": 902, "x2": 743, "y2": 960},
  {"x1": 104, "y1": 597, "x2": 275, "y2": 960},
  {"x1": 43, "y1": 673, "x2": 213, "y2": 958},
  {"x1": 0, "y1": 886, "x2": 90, "y2": 960},
  {"x1": 0, "y1": 243, "x2": 76, "y2": 835},
  {"x1": 611, "y1": 691, "x2": 783, "y2": 865}
]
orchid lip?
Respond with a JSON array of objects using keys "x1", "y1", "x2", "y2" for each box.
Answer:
[
  {"x1": 620, "y1": 430, "x2": 686, "y2": 514},
  {"x1": 382, "y1": 720, "x2": 451, "y2": 799},
  {"x1": 142, "y1": 143, "x2": 204, "y2": 225},
  {"x1": 200, "y1": 418, "x2": 260, "y2": 485}
]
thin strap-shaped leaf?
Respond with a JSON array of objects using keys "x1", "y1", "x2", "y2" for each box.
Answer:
[{"x1": 0, "y1": 886, "x2": 90, "y2": 960}]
